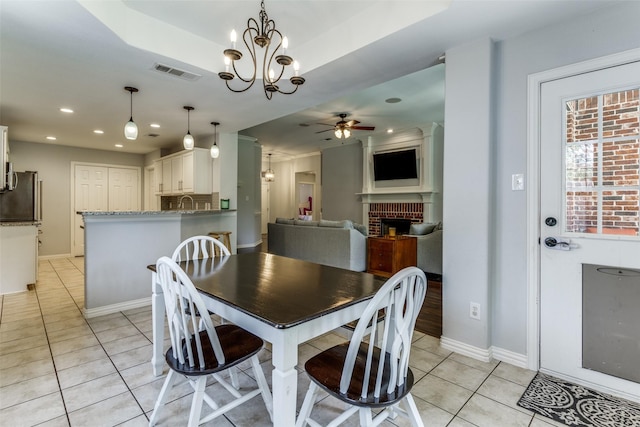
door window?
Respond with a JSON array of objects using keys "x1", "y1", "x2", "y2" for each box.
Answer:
[{"x1": 564, "y1": 89, "x2": 639, "y2": 236}]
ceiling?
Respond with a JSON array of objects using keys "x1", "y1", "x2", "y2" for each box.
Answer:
[{"x1": 0, "y1": 1, "x2": 614, "y2": 161}]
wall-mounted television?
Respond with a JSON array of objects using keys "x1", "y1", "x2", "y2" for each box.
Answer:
[{"x1": 373, "y1": 149, "x2": 418, "y2": 181}]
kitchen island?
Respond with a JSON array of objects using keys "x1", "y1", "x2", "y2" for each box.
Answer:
[{"x1": 80, "y1": 209, "x2": 236, "y2": 317}]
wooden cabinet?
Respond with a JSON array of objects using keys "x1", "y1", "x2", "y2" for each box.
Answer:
[
  {"x1": 154, "y1": 148, "x2": 212, "y2": 195},
  {"x1": 367, "y1": 236, "x2": 417, "y2": 278}
]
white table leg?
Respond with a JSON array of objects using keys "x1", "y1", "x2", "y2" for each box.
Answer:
[
  {"x1": 271, "y1": 332, "x2": 299, "y2": 426},
  {"x1": 151, "y1": 271, "x2": 165, "y2": 376}
]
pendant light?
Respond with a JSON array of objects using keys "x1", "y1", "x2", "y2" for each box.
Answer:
[
  {"x1": 264, "y1": 153, "x2": 275, "y2": 182},
  {"x1": 210, "y1": 122, "x2": 220, "y2": 158},
  {"x1": 124, "y1": 86, "x2": 139, "y2": 140},
  {"x1": 183, "y1": 106, "x2": 194, "y2": 150}
]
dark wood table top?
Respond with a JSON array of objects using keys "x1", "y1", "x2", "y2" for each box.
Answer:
[{"x1": 153, "y1": 252, "x2": 386, "y2": 329}]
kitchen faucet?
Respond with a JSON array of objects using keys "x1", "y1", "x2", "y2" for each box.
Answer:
[{"x1": 178, "y1": 194, "x2": 194, "y2": 210}]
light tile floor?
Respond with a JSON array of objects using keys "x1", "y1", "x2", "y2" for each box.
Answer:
[{"x1": 0, "y1": 258, "x2": 566, "y2": 427}]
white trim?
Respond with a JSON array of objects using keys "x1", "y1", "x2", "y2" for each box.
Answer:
[
  {"x1": 237, "y1": 239, "x2": 262, "y2": 249},
  {"x1": 440, "y1": 336, "x2": 492, "y2": 363},
  {"x1": 526, "y1": 48, "x2": 640, "y2": 372},
  {"x1": 82, "y1": 297, "x2": 151, "y2": 319},
  {"x1": 491, "y1": 346, "x2": 527, "y2": 369},
  {"x1": 539, "y1": 368, "x2": 640, "y2": 403},
  {"x1": 440, "y1": 336, "x2": 528, "y2": 368},
  {"x1": 38, "y1": 253, "x2": 73, "y2": 260}
]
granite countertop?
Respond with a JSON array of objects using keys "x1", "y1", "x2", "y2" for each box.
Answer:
[
  {"x1": 78, "y1": 209, "x2": 236, "y2": 216},
  {"x1": 0, "y1": 221, "x2": 40, "y2": 226}
]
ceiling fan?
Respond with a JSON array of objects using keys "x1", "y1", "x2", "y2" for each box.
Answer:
[{"x1": 316, "y1": 113, "x2": 375, "y2": 139}]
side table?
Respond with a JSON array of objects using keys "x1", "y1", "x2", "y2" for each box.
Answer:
[{"x1": 367, "y1": 235, "x2": 417, "y2": 278}]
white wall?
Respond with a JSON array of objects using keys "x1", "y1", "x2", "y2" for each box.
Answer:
[
  {"x1": 443, "y1": 1, "x2": 640, "y2": 356},
  {"x1": 8, "y1": 141, "x2": 144, "y2": 256}
]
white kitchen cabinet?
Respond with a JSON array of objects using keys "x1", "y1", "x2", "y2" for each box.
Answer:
[
  {"x1": 162, "y1": 158, "x2": 172, "y2": 194},
  {"x1": 156, "y1": 148, "x2": 211, "y2": 195},
  {"x1": 0, "y1": 224, "x2": 37, "y2": 294},
  {"x1": 153, "y1": 160, "x2": 164, "y2": 195}
]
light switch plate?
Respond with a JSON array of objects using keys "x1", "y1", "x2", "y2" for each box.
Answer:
[{"x1": 512, "y1": 173, "x2": 525, "y2": 191}]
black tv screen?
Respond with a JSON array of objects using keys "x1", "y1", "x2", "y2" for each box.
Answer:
[{"x1": 373, "y1": 149, "x2": 418, "y2": 181}]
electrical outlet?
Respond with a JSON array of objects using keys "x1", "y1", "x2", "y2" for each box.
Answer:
[{"x1": 470, "y1": 302, "x2": 481, "y2": 320}]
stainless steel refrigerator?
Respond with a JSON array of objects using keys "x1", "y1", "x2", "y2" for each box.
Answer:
[{"x1": 0, "y1": 171, "x2": 41, "y2": 222}]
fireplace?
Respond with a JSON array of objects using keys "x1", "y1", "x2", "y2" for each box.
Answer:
[{"x1": 380, "y1": 218, "x2": 412, "y2": 236}]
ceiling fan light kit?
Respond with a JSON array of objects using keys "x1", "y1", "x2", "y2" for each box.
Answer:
[
  {"x1": 319, "y1": 113, "x2": 375, "y2": 139},
  {"x1": 123, "y1": 86, "x2": 139, "y2": 140},
  {"x1": 218, "y1": 1, "x2": 305, "y2": 100},
  {"x1": 183, "y1": 106, "x2": 195, "y2": 150}
]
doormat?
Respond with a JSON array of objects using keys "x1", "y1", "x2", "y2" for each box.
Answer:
[{"x1": 517, "y1": 373, "x2": 640, "y2": 426}]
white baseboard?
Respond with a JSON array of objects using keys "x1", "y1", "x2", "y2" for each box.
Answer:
[
  {"x1": 440, "y1": 336, "x2": 527, "y2": 368},
  {"x1": 39, "y1": 253, "x2": 73, "y2": 260},
  {"x1": 83, "y1": 297, "x2": 151, "y2": 319},
  {"x1": 491, "y1": 346, "x2": 527, "y2": 368},
  {"x1": 237, "y1": 239, "x2": 262, "y2": 249},
  {"x1": 440, "y1": 336, "x2": 492, "y2": 362}
]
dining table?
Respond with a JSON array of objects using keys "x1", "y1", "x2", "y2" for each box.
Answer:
[{"x1": 150, "y1": 252, "x2": 386, "y2": 426}]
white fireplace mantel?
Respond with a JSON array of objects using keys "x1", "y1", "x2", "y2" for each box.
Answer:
[{"x1": 357, "y1": 190, "x2": 437, "y2": 204}]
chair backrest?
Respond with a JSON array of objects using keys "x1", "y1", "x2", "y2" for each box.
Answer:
[
  {"x1": 340, "y1": 266, "x2": 427, "y2": 400},
  {"x1": 156, "y1": 256, "x2": 225, "y2": 368},
  {"x1": 172, "y1": 235, "x2": 230, "y2": 262}
]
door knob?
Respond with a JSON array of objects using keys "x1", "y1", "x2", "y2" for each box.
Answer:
[{"x1": 544, "y1": 236, "x2": 575, "y2": 251}]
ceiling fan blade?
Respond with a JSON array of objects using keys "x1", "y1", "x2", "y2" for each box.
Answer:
[
  {"x1": 345, "y1": 120, "x2": 360, "y2": 127},
  {"x1": 315, "y1": 123, "x2": 334, "y2": 127},
  {"x1": 315, "y1": 128, "x2": 334, "y2": 134},
  {"x1": 351, "y1": 126, "x2": 375, "y2": 131}
]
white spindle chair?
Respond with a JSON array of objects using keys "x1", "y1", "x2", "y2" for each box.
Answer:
[
  {"x1": 149, "y1": 256, "x2": 272, "y2": 427},
  {"x1": 172, "y1": 235, "x2": 230, "y2": 262},
  {"x1": 296, "y1": 266, "x2": 427, "y2": 427}
]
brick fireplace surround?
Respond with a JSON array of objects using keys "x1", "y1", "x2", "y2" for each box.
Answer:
[{"x1": 368, "y1": 203, "x2": 424, "y2": 236}]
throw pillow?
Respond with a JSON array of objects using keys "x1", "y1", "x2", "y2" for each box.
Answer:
[
  {"x1": 409, "y1": 223, "x2": 437, "y2": 235},
  {"x1": 435, "y1": 221, "x2": 443, "y2": 231},
  {"x1": 319, "y1": 219, "x2": 353, "y2": 229},
  {"x1": 353, "y1": 222, "x2": 368, "y2": 236}
]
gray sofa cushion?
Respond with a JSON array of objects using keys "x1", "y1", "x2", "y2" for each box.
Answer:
[
  {"x1": 275, "y1": 217, "x2": 295, "y2": 225},
  {"x1": 294, "y1": 220, "x2": 319, "y2": 226},
  {"x1": 410, "y1": 222, "x2": 437, "y2": 235},
  {"x1": 319, "y1": 219, "x2": 352, "y2": 229}
]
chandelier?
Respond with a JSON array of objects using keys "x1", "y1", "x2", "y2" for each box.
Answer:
[
  {"x1": 263, "y1": 153, "x2": 275, "y2": 182},
  {"x1": 218, "y1": 1, "x2": 305, "y2": 100}
]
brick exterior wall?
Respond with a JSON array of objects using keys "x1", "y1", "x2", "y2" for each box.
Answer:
[
  {"x1": 565, "y1": 89, "x2": 639, "y2": 235},
  {"x1": 368, "y1": 203, "x2": 423, "y2": 236}
]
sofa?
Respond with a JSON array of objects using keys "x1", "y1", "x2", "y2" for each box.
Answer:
[
  {"x1": 268, "y1": 218, "x2": 368, "y2": 271},
  {"x1": 408, "y1": 222, "x2": 443, "y2": 276}
]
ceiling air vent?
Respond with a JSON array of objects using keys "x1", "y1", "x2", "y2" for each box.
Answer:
[{"x1": 152, "y1": 63, "x2": 202, "y2": 81}]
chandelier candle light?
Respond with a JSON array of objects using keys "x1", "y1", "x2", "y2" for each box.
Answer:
[
  {"x1": 123, "y1": 86, "x2": 139, "y2": 140},
  {"x1": 210, "y1": 122, "x2": 220, "y2": 159},
  {"x1": 183, "y1": 106, "x2": 194, "y2": 150},
  {"x1": 218, "y1": 1, "x2": 305, "y2": 100}
]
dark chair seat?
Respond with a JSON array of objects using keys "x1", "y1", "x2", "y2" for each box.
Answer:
[
  {"x1": 167, "y1": 324, "x2": 264, "y2": 376},
  {"x1": 305, "y1": 342, "x2": 414, "y2": 408}
]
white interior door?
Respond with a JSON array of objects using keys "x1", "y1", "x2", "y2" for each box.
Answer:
[
  {"x1": 108, "y1": 167, "x2": 140, "y2": 211},
  {"x1": 539, "y1": 60, "x2": 640, "y2": 399},
  {"x1": 74, "y1": 165, "x2": 108, "y2": 256}
]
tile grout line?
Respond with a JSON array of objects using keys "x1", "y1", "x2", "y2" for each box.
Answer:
[{"x1": 59, "y1": 258, "x2": 151, "y2": 425}]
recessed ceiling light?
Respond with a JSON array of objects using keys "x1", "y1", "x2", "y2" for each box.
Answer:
[
  {"x1": 385, "y1": 98, "x2": 402, "y2": 104},
  {"x1": 93, "y1": 130, "x2": 104, "y2": 134},
  {"x1": 115, "y1": 144, "x2": 123, "y2": 148},
  {"x1": 387, "y1": 129, "x2": 394, "y2": 134},
  {"x1": 46, "y1": 136, "x2": 57, "y2": 140},
  {"x1": 60, "y1": 108, "x2": 74, "y2": 113},
  {"x1": 150, "y1": 123, "x2": 160, "y2": 128}
]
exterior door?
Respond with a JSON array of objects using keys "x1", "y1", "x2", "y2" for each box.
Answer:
[
  {"x1": 539, "y1": 60, "x2": 640, "y2": 398},
  {"x1": 74, "y1": 165, "x2": 108, "y2": 256}
]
